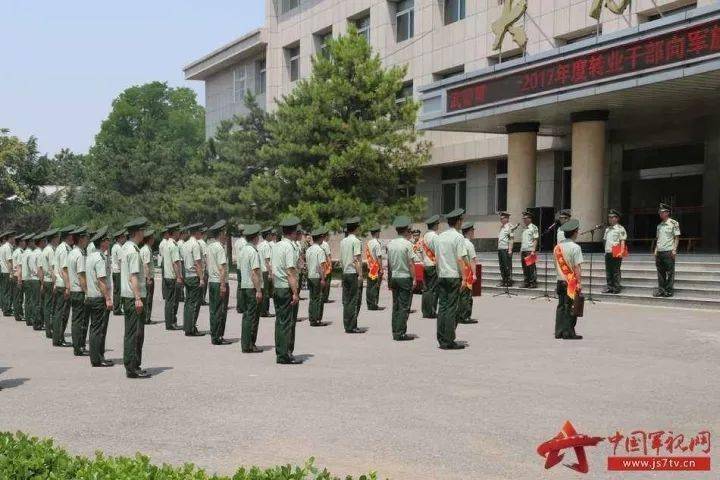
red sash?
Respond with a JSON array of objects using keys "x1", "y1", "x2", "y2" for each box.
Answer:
[
  {"x1": 611, "y1": 243, "x2": 628, "y2": 258},
  {"x1": 462, "y1": 262, "x2": 475, "y2": 289},
  {"x1": 365, "y1": 244, "x2": 380, "y2": 280},
  {"x1": 420, "y1": 239, "x2": 436, "y2": 264},
  {"x1": 523, "y1": 252, "x2": 538, "y2": 266},
  {"x1": 554, "y1": 245, "x2": 578, "y2": 299},
  {"x1": 322, "y1": 260, "x2": 332, "y2": 276}
]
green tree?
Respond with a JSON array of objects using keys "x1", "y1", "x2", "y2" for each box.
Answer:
[{"x1": 243, "y1": 29, "x2": 430, "y2": 230}]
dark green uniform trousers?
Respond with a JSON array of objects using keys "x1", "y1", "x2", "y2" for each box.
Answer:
[
  {"x1": 342, "y1": 274, "x2": 360, "y2": 332},
  {"x1": 458, "y1": 287, "x2": 473, "y2": 323},
  {"x1": 87, "y1": 297, "x2": 110, "y2": 365},
  {"x1": 436, "y1": 277, "x2": 461, "y2": 348},
  {"x1": 521, "y1": 251, "x2": 537, "y2": 286},
  {"x1": 273, "y1": 288, "x2": 296, "y2": 362},
  {"x1": 307, "y1": 278, "x2": 324, "y2": 325},
  {"x1": 239, "y1": 288, "x2": 260, "y2": 351},
  {"x1": 655, "y1": 251, "x2": 675, "y2": 295},
  {"x1": 260, "y1": 272, "x2": 271, "y2": 316},
  {"x1": 390, "y1": 277, "x2": 412, "y2": 339},
  {"x1": 604, "y1": 253, "x2": 622, "y2": 292},
  {"x1": 5, "y1": 275, "x2": 16, "y2": 316},
  {"x1": 52, "y1": 292, "x2": 70, "y2": 345},
  {"x1": 178, "y1": 264, "x2": 185, "y2": 302},
  {"x1": 209, "y1": 282, "x2": 229, "y2": 343},
  {"x1": 201, "y1": 272, "x2": 209, "y2": 304},
  {"x1": 13, "y1": 280, "x2": 24, "y2": 322},
  {"x1": 122, "y1": 297, "x2": 145, "y2": 374},
  {"x1": 366, "y1": 277, "x2": 381, "y2": 310},
  {"x1": 112, "y1": 273, "x2": 122, "y2": 315},
  {"x1": 235, "y1": 271, "x2": 245, "y2": 313},
  {"x1": 322, "y1": 272, "x2": 331, "y2": 303},
  {"x1": 43, "y1": 282, "x2": 54, "y2": 337},
  {"x1": 144, "y1": 280, "x2": 154, "y2": 324},
  {"x1": 421, "y1": 266, "x2": 439, "y2": 318},
  {"x1": 30, "y1": 280, "x2": 43, "y2": 329},
  {"x1": 161, "y1": 268, "x2": 167, "y2": 300},
  {"x1": 163, "y1": 278, "x2": 180, "y2": 328},
  {"x1": 25, "y1": 280, "x2": 40, "y2": 327},
  {"x1": 498, "y1": 250, "x2": 513, "y2": 286},
  {"x1": 0, "y1": 273, "x2": 9, "y2": 314},
  {"x1": 70, "y1": 291, "x2": 88, "y2": 353},
  {"x1": 555, "y1": 281, "x2": 578, "y2": 337},
  {"x1": 183, "y1": 276, "x2": 201, "y2": 334}
]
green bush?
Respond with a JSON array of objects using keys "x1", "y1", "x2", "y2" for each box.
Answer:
[{"x1": 0, "y1": 432, "x2": 379, "y2": 480}]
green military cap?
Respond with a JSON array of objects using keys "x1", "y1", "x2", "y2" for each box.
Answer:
[
  {"x1": 344, "y1": 216, "x2": 361, "y2": 227},
  {"x1": 59, "y1": 225, "x2": 76, "y2": 235},
  {"x1": 444, "y1": 208, "x2": 465, "y2": 221},
  {"x1": 143, "y1": 229, "x2": 155, "y2": 238},
  {"x1": 185, "y1": 222, "x2": 203, "y2": 232},
  {"x1": 71, "y1": 226, "x2": 88, "y2": 236},
  {"x1": 208, "y1": 219, "x2": 227, "y2": 233},
  {"x1": 261, "y1": 226, "x2": 274, "y2": 235},
  {"x1": 45, "y1": 228, "x2": 59, "y2": 238},
  {"x1": 608, "y1": 208, "x2": 621, "y2": 217},
  {"x1": 499, "y1": 211, "x2": 510, "y2": 218},
  {"x1": 392, "y1": 215, "x2": 412, "y2": 229},
  {"x1": 124, "y1": 217, "x2": 149, "y2": 232},
  {"x1": 164, "y1": 222, "x2": 181, "y2": 232},
  {"x1": 425, "y1": 214, "x2": 440, "y2": 226},
  {"x1": 160, "y1": 226, "x2": 168, "y2": 234},
  {"x1": 34, "y1": 232, "x2": 47, "y2": 241},
  {"x1": 559, "y1": 218, "x2": 580, "y2": 232},
  {"x1": 522, "y1": 210, "x2": 533, "y2": 218},
  {"x1": 461, "y1": 221, "x2": 475, "y2": 232},
  {"x1": 243, "y1": 224, "x2": 261, "y2": 236},
  {"x1": 113, "y1": 229, "x2": 126, "y2": 238},
  {"x1": 368, "y1": 225, "x2": 381, "y2": 233},
  {"x1": 558, "y1": 209, "x2": 572, "y2": 219},
  {"x1": 279, "y1": 215, "x2": 301, "y2": 229},
  {"x1": 658, "y1": 203, "x2": 671, "y2": 212},
  {"x1": 24, "y1": 233, "x2": 36, "y2": 240},
  {"x1": 90, "y1": 226, "x2": 109, "y2": 243},
  {"x1": 311, "y1": 226, "x2": 328, "y2": 237}
]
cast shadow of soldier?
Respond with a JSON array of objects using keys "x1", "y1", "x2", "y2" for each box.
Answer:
[{"x1": 0, "y1": 366, "x2": 30, "y2": 390}]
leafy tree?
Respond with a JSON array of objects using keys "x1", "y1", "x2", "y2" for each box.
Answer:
[{"x1": 243, "y1": 28, "x2": 430, "y2": 230}]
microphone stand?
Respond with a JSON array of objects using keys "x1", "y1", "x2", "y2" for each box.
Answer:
[
  {"x1": 530, "y1": 219, "x2": 556, "y2": 302},
  {"x1": 579, "y1": 226, "x2": 603, "y2": 304}
]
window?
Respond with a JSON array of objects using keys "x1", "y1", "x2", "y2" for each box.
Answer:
[
  {"x1": 280, "y1": 0, "x2": 299, "y2": 14},
  {"x1": 396, "y1": 0, "x2": 414, "y2": 42},
  {"x1": 353, "y1": 13, "x2": 370, "y2": 41},
  {"x1": 444, "y1": 0, "x2": 466, "y2": 25},
  {"x1": 396, "y1": 81, "x2": 413, "y2": 103},
  {"x1": 433, "y1": 66, "x2": 464, "y2": 82},
  {"x1": 495, "y1": 159, "x2": 507, "y2": 212},
  {"x1": 255, "y1": 59, "x2": 266, "y2": 94},
  {"x1": 641, "y1": 1, "x2": 696, "y2": 22},
  {"x1": 487, "y1": 50, "x2": 523, "y2": 65},
  {"x1": 441, "y1": 165, "x2": 467, "y2": 213},
  {"x1": 556, "y1": 26, "x2": 600, "y2": 46},
  {"x1": 233, "y1": 65, "x2": 246, "y2": 103},
  {"x1": 315, "y1": 30, "x2": 333, "y2": 58},
  {"x1": 286, "y1": 46, "x2": 300, "y2": 82}
]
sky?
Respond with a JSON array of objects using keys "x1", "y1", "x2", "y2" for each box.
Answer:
[{"x1": 1, "y1": 1, "x2": 265, "y2": 155}]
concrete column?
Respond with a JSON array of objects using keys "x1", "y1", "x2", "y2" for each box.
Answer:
[
  {"x1": 571, "y1": 111, "x2": 608, "y2": 234},
  {"x1": 703, "y1": 124, "x2": 720, "y2": 252},
  {"x1": 506, "y1": 122, "x2": 539, "y2": 222}
]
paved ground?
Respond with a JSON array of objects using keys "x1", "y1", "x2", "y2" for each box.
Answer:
[{"x1": 1, "y1": 284, "x2": 718, "y2": 479}]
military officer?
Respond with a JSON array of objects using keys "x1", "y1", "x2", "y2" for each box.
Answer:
[
  {"x1": 198, "y1": 227, "x2": 209, "y2": 306},
  {"x1": 556, "y1": 209, "x2": 571, "y2": 243},
  {"x1": 52, "y1": 226, "x2": 75, "y2": 347},
  {"x1": 306, "y1": 227, "x2": 328, "y2": 327},
  {"x1": 520, "y1": 210, "x2": 539, "y2": 289},
  {"x1": 177, "y1": 227, "x2": 188, "y2": 302},
  {"x1": 41, "y1": 229, "x2": 58, "y2": 338},
  {"x1": 602, "y1": 209, "x2": 627, "y2": 294},
  {"x1": 85, "y1": 227, "x2": 114, "y2": 367},
  {"x1": 233, "y1": 225, "x2": 247, "y2": 314},
  {"x1": 320, "y1": 232, "x2": 332, "y2": 304},
  {"x1": 236, "y1": 223, "x2": 263, "y2": 351},
  {"x1": 31, "y1": 232, "x2": 47, "y2": 331},
  {"x1": 272, "y1": 216, "x2": 303, "y2": 364},
  {"x1": 430, "y1": 208, "x2": 471, "y2": 350},
  {"x1": 386, "y1": 216, "x2": 417, "y2": 341},
  {"x1": 12, "y1": 234, "x2": 28, "y2": 323},
  {"x1": 554, "y1": 218, "x2": 584, "y2": 340},
  {"x1": 654, "y1": 203, "x2": 680, "y2": 297},
  {"x1": 497, "y1": 212, "x2": 515, "y2": 287},
  {"x1": 110, "y1": 230, "x2": 126, "y2": 315},
  {"x1": 140, "y1": 230, "x2": 156, "y2": 324},
  {"x1": 121, "y1": 217, "x2": 151, "y2": 378},
  {"x1": 459, "y1": 222, "x2": 479, "y2": 325},
  {"x1": 420, "y1": 215, "x2": 440, "y2": 319},
  {"x1": 182, "y1": 223, "x2": 205, "y2": 336},
  {"x1": 204, "y1": 220, "x2": 231, "y2": 346},
  {"x1": 158, "y1": 227, "x2": 169, "y2": 299},
  {"x1": 0, "y1": 231, "x2": 15, "y2": 316},
  {"x1": 86, "y1": 231, "x2": 97, "y2": 256},
  {"x1": 162, "y1": 223, "x2": 183, "y2": 330},
  {"x1": 340, "y1": 217, "x2": 364, "y2": 334},
  {"x1": 258, "y1": 227, "x2": 275, "y2": 317},
  {"x1": 23, "y1": 234, "x2": 41, "y2": 329},
  {"x1": 365, "y1": 225, "x2": 385, "y2": 311},
  {"x1": 66, "y1": 226, "x2": 89, "y2": 356}
]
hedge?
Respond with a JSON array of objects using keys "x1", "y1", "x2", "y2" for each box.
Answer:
[{"x1": 0, "y1": 432, "x2": 379, "y2": 480}]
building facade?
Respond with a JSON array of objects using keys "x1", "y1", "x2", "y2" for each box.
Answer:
[{"x1": 185, "y1": 0, "x2": 719, "y2": 251}]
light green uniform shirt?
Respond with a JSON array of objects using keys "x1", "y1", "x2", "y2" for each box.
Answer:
[
  {"x1": 65, "y1": 246, "x2": 86, "y2": 293},
  {"x1": 27, "y1": 248, "x2": 42, "y2": 280},
  {"x1": 12, "y1": 248, "x2": 24, "y2": 278},
  {"x1": 121, "y1": 240, "x2": 146, "y2": 298},
  {"x1": 498, "y1": 224, "x2": 514, "y2": 250},
  {"x1": 158, "y1": 238, "x2": 167, "y2": 272},
  {"x1": 87, "y1": 242, "x2": 96, "y2": 256},
  {"x1": 257, "y1": 240, "x2": 272, "y2": 273},
  {"x1": 422, "y1": 231, "x2": 437, "y2": 267},
  {"x1": 340, "y1": 234, "x2": 361, "y2": 274},
  {"x1": 140, "y1": 244, "x2": 154, "y2": 278},
  {"x1": 430, "y1": 228, "x2": 467, "y2": 279},
  {"x1": 42, "y1": 245, "x2": 54, "y2": 282},
  {"x1": 367, "y1": 238, "x2": 382, "y2": 262},
  {"x1": 20, "y1": 248, "x2": 32, "y2": 280},
  {"x1": 0, "y1": 242, "x2": 12, "y2": 273},
  {"x1": 271, "y1": 238, "x2": 296, "y2": 289},
  {"x1": 233, "y1": 237, "x2": 247, "y2": 269},
  {"x1": 603, "y1": 224, "x2": 627, "y2": 253},
  {"x1": 557, "y1": 229, "x2": 565, "y2": 243},
  {"x1": 238, "y1": 243, "x2": 261, "y2": 288},
  {"x1": 206, "y1": 239, "x2": 227, "y2": 284},
  {"x1": 656, "y1": 218, "x2": 680, "y2": 252},
  {"x1": 555, "y1": 239, "x2": 584, "y2": 281},
  {"x1": 305, "y1": 243, "x2": 326, "y2": 279},
  {"x1": 111, "y1": 242, "x2": 123, "y2": 274},
  {"x1": 54, "y1": 242, "x2": 70, "y2": 287},
  {"x1": 520, "y1": 223, "x2": 539, "y2": 252},
  {"x1": 85, "y1": 251, "x2": 109, "y2": 299},
  {"x1": 464, "y1": 238, "x2": 477, "y2": 261},
  {"x1": 162, "y1": 239, "x2": 181, "y2": 280},
  {"x1": 387, "y1": 237, "x2": 414, "y2": 278},
  {"x1": 182, "y1": 237, "x2": 202, "y2": 278},
  {"x1": 198, "y1": 238, "x2": 208, "y2": 267}
]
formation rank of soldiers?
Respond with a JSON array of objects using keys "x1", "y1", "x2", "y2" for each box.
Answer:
[{"x1": 0, "y1": 203, "x2": 681, "y2": 378}]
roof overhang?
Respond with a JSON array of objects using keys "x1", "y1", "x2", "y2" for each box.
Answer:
[{"x1": 184, "y1": 28, "x2": 267, "y2": 80}]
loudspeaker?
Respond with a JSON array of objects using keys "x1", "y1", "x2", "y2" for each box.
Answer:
[{"x1": 528, "y1": 206, "x2": 556, "y2": 252}]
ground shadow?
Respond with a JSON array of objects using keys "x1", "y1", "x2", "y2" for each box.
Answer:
[
  {"x1": 0, "y1": 378, "x2": 30, "y2": 389},
  {"x1": 144, "y1": 367, "x2": 173, "y2": 376},
  {"x1": 0, "y1": 366, "x2": 10, "y2": 376},
  {"x1": 145, "y1": 321, "x2": 163, "y2": 326},
  {"x1": 256, "y1": 345, "x2": 275, "y2": 352},
  {"x1": 310, "y1": 321, "x2": 332, "y2": 327},
  {"x1": 294, "y1": 354, "x2": 314, "y2": 363},
  {"x1": 223, "y1": 338, "x2": 240, "y2": 344}
]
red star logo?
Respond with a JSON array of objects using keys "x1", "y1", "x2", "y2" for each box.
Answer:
[{"x1": 537, "y1": 421, "x2": 604, "y2": 473}]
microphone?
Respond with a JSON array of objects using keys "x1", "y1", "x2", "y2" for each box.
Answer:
[{"x1": 543, "y1": 222, "x2": 558, "y2": 235}]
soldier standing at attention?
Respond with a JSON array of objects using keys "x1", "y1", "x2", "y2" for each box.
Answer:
[
  {"x1": 654, "y1": 203, "x2": 680, "y2": 298},
  {"x1": 42, "y1": 229, "x2": 58, "y2": 338},
  {"x1": 110, "y1": 230, "x2": 125, "y2": 316},
  {"x1": 12, "y1": 235, "x2": 28, "y2": 323},
  {"x1": 420, "y1": 215, "x2": 440, "y2": 319},
  {"x1": 158, "y1": 227, "x2": 169, "y2": 300},
  {"x1": 556, "y1": 209, "x2": 571, "y2": 243},
  {"x1": 459, "y1": 222, "x2": 479, "y2": 325},
  {"x1": 602, "y1": 209, "x2": 627, "y2": 294},
  {"x1": 121, "y1": 217, "x2": 151, "y2": 379},
  {"x1": 320, "y1": 232, "x2": 332, "y2": 304},
  {"x1": 177, "y1": 227, "x2": 188, "y2": 303},
  {"x1": 20, "y1": 234, "x2": 34, "y2": 326},
  {"x1": 0, "y1": 231, "x2": 15, "y2": 317},
  {"x1": 140, "y1": 230, "x2": 156, "y2": 324},
  {"x1": 205, "y1": 220, "x2": 231, "y2": 346},
  {"x1": 31, "y1": 233, "x2": 48, "y2": 331},
  {"x1": 181, "y1": 223, "x2": 205, "y2": 336},
  {"x1": 237, "y1": 224, "x2": 263, "y2": 351},
  {"x1": 306, "y1": 227, "x2": 328, "y2": 327},
  {"x1": 365, "y1": 226, "x2": 385, "y2": 311},
  {"x1": 431, "y1": 208, "x2": 471, "y2": 350},
  {"x1": 162, "y1": 223, "x2": 183, "y2": 330},
  {"x1": 386, "y1": 216, "x2": 417, "y2": 341},
  {"x1": 233, "y1": 226, "x2": 247, "y2": 314},
  {"x1": 497, "y1": 212, "x2": 515, "y2": 287},
  {"x1": 520, "y1": 211, "x2": 539, "y2": 289},
  {"x1": 272, "y1": 216, "x2": 302, "y2": 364},
  {"x1": 66, "y1": 226, "x2": 89, "y2": 356},
  {"x1": 340, "y1": 217, "x2": 364, "y2": 334},
  {"x1": 24, "y1": 234, "x2": 41, "y2": 329},
  {"x1": 85, "y1": 227, "x2": 114, "y2": 367},
  {"x1": 52, "y1": 227, "x2": 75, "y2": 347},
  {"x1": 554, "y1": 219, "x2": 584, "y2": 340},
  {"x1": 198, "y1": 228, "x2": 209, "y2": 306},
  {"x1": 258, "y1": 227, "x2": 274, "y2": 317}
]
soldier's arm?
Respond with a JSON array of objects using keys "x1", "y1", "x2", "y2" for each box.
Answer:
[
  {"x1": 62, "y1": 267, "x2": 70, "y2": 296},
  {"x1": 287, "y1": 267, "x2": 299, "y2": 303},
  {"x1": 129, "y1": 273, "x2": 143, "y2": 311},
  {"x1": 98, "y1": 276, "x2": 112, "y2": 309},
  {"x1": 353, "y1": 254, "x2": 362, "y2": 280},
  {"x1": 37, "y1": 265, "x2": 45, "y2": 290},
  {"x1": 251, "y1": 267, "x2": 262, "y2": 300},
  {"x1": 79, "y1": 271, "x2": 87, "y2": 293}
]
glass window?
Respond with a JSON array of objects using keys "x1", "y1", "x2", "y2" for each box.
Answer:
[
  {"x1": 354, "y1": 14, "x2": 370, "y2": 41},
  {"x1": 317, "y1": 31, "x2": 332, "y2": 58},
  {"x1": 495, "y1": 159, "x2": 507, "y2": 212},
  {"x1": 233, "y1": 66, "x2": 246, "y2": 103},
  {"x1": 255, "y1": 59, "x2": 266, "y2": 94},
  {"x1": 441, "y1": 164, "x2": 466, "y2": 212},
  {"x1": 396, "y1": 81, "x2": 413, "y2": 103},
  {"x1": 287, "y1": 46, "x2": 300, "y2": 82},
  {"x1": 281, "y1": 0, "x2": 299, "y2": 14},
  {"x1": 562, "y1": 166, "x2": 572, "y2": 210},
  {"x1": 396, "y1": 0, "x2": 414, "y2": 42},
  {"x1": 444, "y1": 0, "x2": 466, "y2": 25}
]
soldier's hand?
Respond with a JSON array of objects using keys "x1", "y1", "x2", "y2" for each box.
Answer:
[
  {"x1": 147, "y1": 278, "x2": 153, "y2": 286},
  {"x1": 291, "y1": 292, "x2": 299, "y2": 305},
  {"x1": 134, "y1": 298, "x2": 143, "y2": 314},
  {"x1": 105, "y1": 298, "x2": 113, "y2": 310},
  {"x1": 177, "y1": 276, "x2": 184, "y2": 286},
  {"x1": 220, "y1": 283, "x2": 227, "y2": 297},
  {"x1": 255, "y1": 290, "x2": 262, "y2": 303},
  {"x1": 320, "y1": 278, "x2": 326, "y2": 288},
  {"x1": 63, "y1": 288, "x2": 70, "y2": 299},
  {"x1": 671, "y1": 250, "x2": 677, "y2": 258}
]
